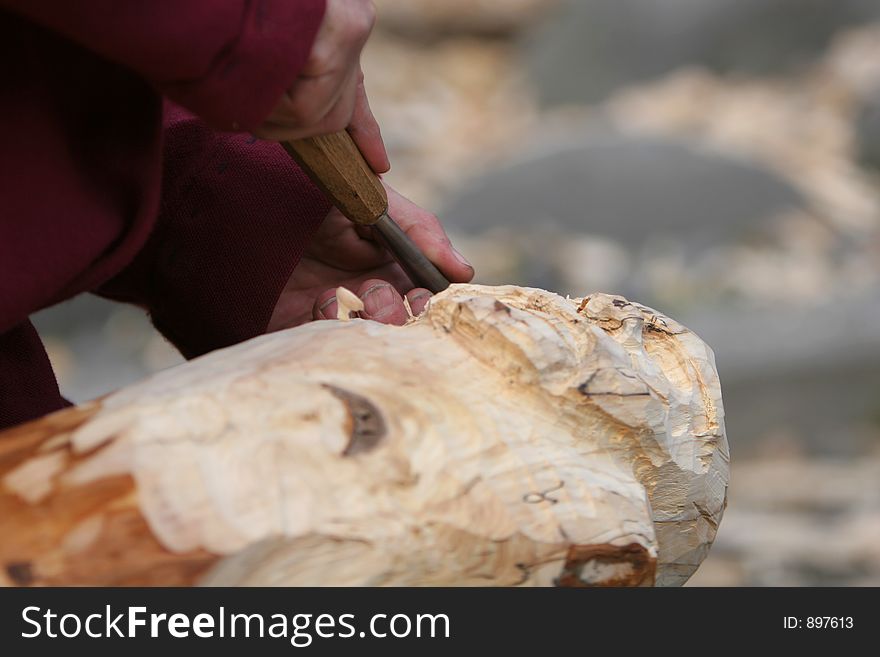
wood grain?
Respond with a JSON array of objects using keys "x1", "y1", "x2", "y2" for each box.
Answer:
[
  {"x1": 0, "y1": 403, "x2": 217, "y2": 586},
  {"x1": 0, "y1": 285, "x2": 729, "y2": 586},
  {"x1": 283, "y1": 132, "x2": 388, "y2": 225}
]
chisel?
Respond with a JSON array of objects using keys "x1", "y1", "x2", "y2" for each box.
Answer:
[{"x1": 282, "y1": 132, "x2": 451, "y2": 293}]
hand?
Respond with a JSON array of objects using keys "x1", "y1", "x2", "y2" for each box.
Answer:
[
  {"x1": 252, "y1": 0, "x2": 389, "y2": 173},
  {"x1": 267, "y1": 186, "x2": 474, "y2": 330}
]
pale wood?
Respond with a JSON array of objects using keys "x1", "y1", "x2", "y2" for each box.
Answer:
[
  {"x1": 283, "y1": 131, "x2": 388, "y2": 225},
  {"x1": 0, "y1": 285, "x2": 728, "y2": 587}
]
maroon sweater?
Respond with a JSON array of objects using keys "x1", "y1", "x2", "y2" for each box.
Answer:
[{"x1": 0, "y1": 1, "x2": 333, "y2": 429}]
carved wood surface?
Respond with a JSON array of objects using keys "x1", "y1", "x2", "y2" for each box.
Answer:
[{"x1": 0, "y1": 285, "x2": 728, "y2": 586}]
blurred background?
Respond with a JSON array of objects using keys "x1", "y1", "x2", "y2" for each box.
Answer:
[{"x1": 32, "y1": 0, "x2": 880, "y2": 585}]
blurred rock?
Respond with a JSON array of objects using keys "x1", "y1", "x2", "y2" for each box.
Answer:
[
  {"x1": 141, "y1": 335, "x2": 183, "y2": 372},
  {"x1": 442, "y1": 132, "x2": 807, "y2": 297},
  {"x1": 555, "y1": 235, "x2": 631, "y2": 293},
  {"x1": 526, "y1": 0, "x2": 880, "y2": 105},
  {"x1": 823, "y1": 21, "x2": 880, "y2": 100},
  {"x1": 687, "y1": 290, "x2": 880, "y2": 457},
  {"x1": 690, "y1": 454, "x2": 880, "y2": 586},
  {"x1": 41, "y1": 338, "x2": 75, "y2": 384},
  {"x1": 816, "y1": 22, "x2": 880, "y2": 169},
  {"x1": 443, "y1": 132, "x2": 803, "y2": 249},
  {"x1": 363, "y1": 34, "x2": 538, "y2": 207},
  {"x1": 32, "y1": 296, "x2": 183, "y2": 403},
  {"x1": 375, "y1": 0, "x2": 560, "y2": 38},
  {"x1": 29, "y1": 294, "x2": 112, "y2": 334},
  {"x1": 856, "y1": 87, "x2": 880, "y2": 169},
  {"x1": 606, "y1": 67, "x2": 880, "y2": 235}
]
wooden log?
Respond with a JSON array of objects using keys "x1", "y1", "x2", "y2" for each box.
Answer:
[{"x1": 0, "y1": 285, "x2": 728, "y2": 587}]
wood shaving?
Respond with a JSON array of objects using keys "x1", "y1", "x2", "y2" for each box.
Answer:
[{"x1": 335, "y1": 287, "x2": 364, "y2": 321}]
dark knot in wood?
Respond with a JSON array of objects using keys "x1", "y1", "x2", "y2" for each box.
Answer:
[{"x1": 323, "y1": 385, "x2": 387, "y2": 456}]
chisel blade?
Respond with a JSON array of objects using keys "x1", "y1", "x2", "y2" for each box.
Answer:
[{"x1": 372, "y1": 213, "x2": 451, "y2": 294}]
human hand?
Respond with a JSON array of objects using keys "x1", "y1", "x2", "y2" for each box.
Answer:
[
  {"x1": 267, "y1": 186, "x2": 474, "y2": 330},
  {"x1": 252, "y1": 0, "x2": 389, "y2": 173}
]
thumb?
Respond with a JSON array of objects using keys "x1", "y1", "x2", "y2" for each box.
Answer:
[{"x1": 346, "y1": 69, "x2": 390, "y2": 174}]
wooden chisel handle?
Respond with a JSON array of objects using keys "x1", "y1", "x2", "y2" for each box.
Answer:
[
  {"x1": 282, "y1": 131, "x2": 388, "y2": 226},
  {"x1": 282, "y1": 130, "x2": 453, "y2": 293}
]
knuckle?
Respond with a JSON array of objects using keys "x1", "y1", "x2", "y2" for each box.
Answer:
[
  {"x1": 334, "y1": 106, "x2": 357, "y2": 131},
  {"x1": 348, "y1": 1, "x2": 376, "y2": 40},
  {"x1": 423, "y1": 212, "x2": 443, "y2": 232},
  {"x1": 326, "y1": 112, "x2": 350, "y2": 134},
  {"x1": 305, "y1": 47, "x2": 333, "y2": 74},
  {"x1": 362, "y1": 1, "x2": 377, "y2": 30},
  {"x1": 286, "y1": 98, "x2": 320, "y2": 127},
  {"x1": 332, "y1": 94, "x2": 359, "y2": 130}
]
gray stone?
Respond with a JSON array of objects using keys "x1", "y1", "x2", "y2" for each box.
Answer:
[
  {"x1": 856, "y1": 85, "x2": 880, "y2": 169},
  {"x1": 690, "y1": 455, "x2": 880, "y2": 586},
  {"x1": 441, "y1": 133, "x2": 804, "y2": 253},
  {"x1": 30, "y1": 294, "x2": 113, "y2": 334},
  {"x1": 681, "y1": 291, "x2": 880, "y2": 458},
  {"x1": 525, "y1": 0, "x2": 880, "y2": 105},
  {"x1": 32, "y1": 296, "x2": 179, "y2": 403}
]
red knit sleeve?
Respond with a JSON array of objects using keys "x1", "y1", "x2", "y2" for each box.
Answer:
[
  {"x1": 96, "y1": 103, "x2": 331, "y2": 359},
  {"x1": 0, "y1": 322, "x2": 71, "y2": 430},
  {"x1": 0, "y1": 0, "x2": 326, "y2": 130}
]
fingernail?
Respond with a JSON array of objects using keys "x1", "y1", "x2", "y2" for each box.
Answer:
[
  {"x1": 318, "y1": 296, "x2": 338, "y2": 320},
  {"x1": 451, "y1": 247, "x2": 473, "y2": 270},
  {"x1": 361, "y1": 283, "x2": 396, "y2": 316},
  {"x1": 408, "y1": 291, "x2": 432, "y2": 315}
]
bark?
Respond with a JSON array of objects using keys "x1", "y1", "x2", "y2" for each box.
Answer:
[{"x1": 0, "y1": 285, "x2": 728, "y2": 586}]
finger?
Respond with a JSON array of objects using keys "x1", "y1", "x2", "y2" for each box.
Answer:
[
  {"x1": 347, "y1": 71, "x2": 390, "y2": 173},
  {"x1": 384, "y1": 186, "x2": 475, "y2": 283},
  {"x1": 297, "y1": 0, "x2": 342, "y2": 78},
  {"x1": 256, "y1": 0, "x2": 376, "y2": 141},
  {"x1": 314, "y1": 65, "x2": 362, "y2": 138},
  {"x1": 313, "y1": 288, "x2": 340, "y2": 320},
  {"x1": 302, "y1": 208, "x2": 389, "y2": 270},
  {"x1": 259, "y1": 68, "x2": 356, "y2": 141},
  {"x1": 405, "y1": 288, "x2": 432, "y2": 316},
  {"x1": 357, "y1": 279, "x2": 409, "y2": 325},
  {"x1": 304, "y1": 0, "x2": 375, "y2": 78}
]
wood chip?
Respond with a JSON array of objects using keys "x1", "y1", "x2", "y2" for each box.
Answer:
[{"x1": 335, "y1": 287, "x2": 364, "y2": 321}]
